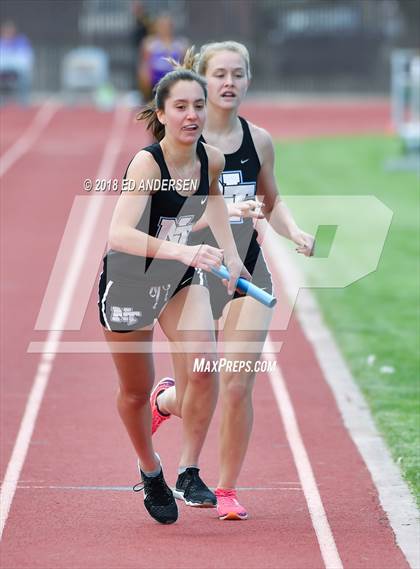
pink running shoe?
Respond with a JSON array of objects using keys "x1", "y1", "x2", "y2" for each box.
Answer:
[
  {"x1": 150, "y1": 377, "x2": 175, "y2": 435},
  {"x1": 215, "y1": 488, "x2": 248, "y2": 520}
]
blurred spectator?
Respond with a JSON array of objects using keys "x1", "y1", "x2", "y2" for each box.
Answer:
[
  {"x1": 138, "y1": 13, "x2": 187, "y2": 100},
  {"x1": 131, "y1": 1, "x2": 151, "y2": 94},
  {"x1": 132, "y1": 1, "x2": 150, "y2": 52},
  {"x1": 0, "y1": 20, "x2": 34, "y2": 105}
]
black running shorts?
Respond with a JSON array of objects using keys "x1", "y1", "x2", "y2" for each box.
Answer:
[
  {"x1": 98, "y1": 266, "x2": 207, "y2": 332},
  {"x1": 208, "y1": 249, "x2": 273, "y2": 320}
]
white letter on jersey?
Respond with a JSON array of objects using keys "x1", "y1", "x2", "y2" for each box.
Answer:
[
  {"x1": 156, "y1": 215, "x2": 195, "y2": 245},
  {"x1": 220, "y1": 170, "x2": 256, "y2": 224}
]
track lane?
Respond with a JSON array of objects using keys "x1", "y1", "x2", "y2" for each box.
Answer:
[
  {"x1": 242, "y1": 100, "x2": 390, "y2": 139},
  {"x1": 0, "y1": 102, "x2": 411, "y2": 569},
  {"x1": 1, "y1": 110, "x2": 324, "y2": 568},
  {"x1": 272, "y1": 324, "x2": 409, "y2": 569},
  {"x1": 1, "y1": 348, "x2": 323, "y2": 569},
  {"x1": 0, "y1": 101, "x2": 61, "y2": 177},
  {"x1": 1, "y1": 107, "x2": 118, "y2": 481},
  {"x1": 0, "y1": 104, "x2": 42, "y2": 155}
]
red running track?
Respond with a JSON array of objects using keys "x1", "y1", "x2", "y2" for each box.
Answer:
[
  {"x1": 241, "y1": 99, "x2": 392, "y2": 139},
  {"x1": 0, "y1": 104, "x2": 51, "y2": 154},
  {"x1": 0, "y1": 101, "x2": 409, "y2": 568}
]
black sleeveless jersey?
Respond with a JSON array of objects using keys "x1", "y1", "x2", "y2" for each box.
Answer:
[
  {"x1": 104, "y1": 141, "x2": 209, "y2": 281},
  {"x1": 190, "y1": 117, "x2": 261, "y2": 261}
]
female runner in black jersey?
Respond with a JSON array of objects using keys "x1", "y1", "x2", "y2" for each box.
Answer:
[
  {"x1": 152, "y1": 42, "x2": 314, "y2": 520},
  {"x1": 98, "y1": 62, "x2": 246, "y2": 524}
]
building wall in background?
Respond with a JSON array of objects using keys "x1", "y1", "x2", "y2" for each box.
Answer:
[{"x1": 0, "y1": 0, "x2": 418, "y2": 94}]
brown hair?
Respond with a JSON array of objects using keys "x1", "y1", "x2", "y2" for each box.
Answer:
[{"x1": 136, "y1": 48, "x2": 206, "y2": 141}]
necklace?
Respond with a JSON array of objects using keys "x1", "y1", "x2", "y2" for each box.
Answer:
[{"x1": 161, "y1": 142, "x2": 199, "y2": 181}]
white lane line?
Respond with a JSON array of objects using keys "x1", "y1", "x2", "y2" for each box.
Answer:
[
  {"x1": 16, "y1": 485, "x2": 302, "y2": 492},
  {"x1": 265, "y1": 337, "x2": 344, "y2": 569},
  {"x1": 0, "y1": 99, "x2": 61, "y2": 178},
  {"x1": 0, "y1": 104, "x2": 130, "y2": 540},
  {"x1": 270, "y1": 236, "x2": 420, "y2": 569}
]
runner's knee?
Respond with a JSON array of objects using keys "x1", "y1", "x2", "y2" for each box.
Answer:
[
  {"x1": 118, "y1": 387, "x2": 151, "y2": 409},
  {"x1": 222, "y1": 374, "x2": 254, "y2": 406},
  {"x1": 187, "y1": 355, "x2": 218, "y2": 388}
]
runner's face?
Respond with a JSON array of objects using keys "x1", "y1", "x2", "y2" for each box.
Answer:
[
  {"x1": 158, "y1": 80, "x2": 206, "y2": 143},
  {"x1": 205, "y1": 51, "x2": 249, "y2": 110}
]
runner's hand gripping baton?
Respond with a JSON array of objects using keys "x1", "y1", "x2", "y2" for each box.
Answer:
[{"x1": 211, "y1": 264, "x2": 277, "y2": 308}]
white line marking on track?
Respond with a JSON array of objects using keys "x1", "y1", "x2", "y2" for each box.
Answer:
[
  {"x1": 271, "y1": 236, "x2": 420, "y2": 569},
  {"x1": 265, "y1": 337, "x2": 344, "y2": 569},
  {"x1": 0, "y1": 99, "x2": 61, "y2": 178},
  {"x1": 0, "y1": 104, "x2": 131, "y2": 540},
  {"x1": 15, "y1": 485, "x2": 302, "y2": 492}
]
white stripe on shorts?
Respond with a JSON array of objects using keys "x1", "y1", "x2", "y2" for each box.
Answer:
[
  {"x1": 196, "y1": 268, "x2": 204, "y2": 286},
  {"x1": 101, "y1": 280, "x2": 114, "y2": 331}
]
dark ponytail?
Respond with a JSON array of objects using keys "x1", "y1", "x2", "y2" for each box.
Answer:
[{"x1": 136, "y1": 102, "x2": 165, "y2": 141}]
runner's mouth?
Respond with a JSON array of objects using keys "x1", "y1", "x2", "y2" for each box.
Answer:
[{"x1": 181, "y1": 124, "x2": 199, "y2": 131}]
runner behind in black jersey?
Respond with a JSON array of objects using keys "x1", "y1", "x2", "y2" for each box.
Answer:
[{"x1": 152, "y1": 42, "x2": 314, "y2": 521}]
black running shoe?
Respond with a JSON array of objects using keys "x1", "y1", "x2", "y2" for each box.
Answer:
[
  {"x1": 173, "y1": 467, "x2": 216, "y2": 508},
  {"x1": 133, "y1": 469, "x2": 178, "y2": 524}
]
